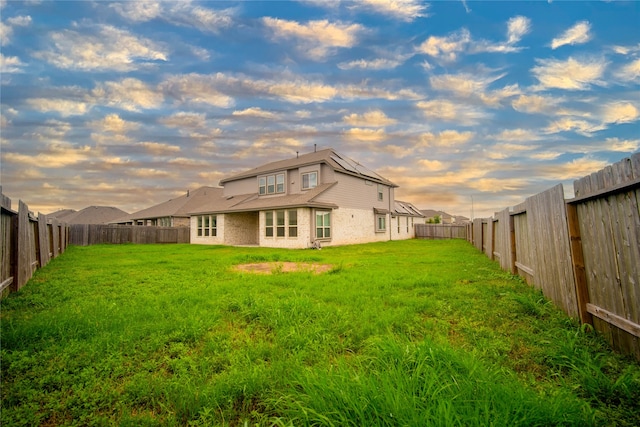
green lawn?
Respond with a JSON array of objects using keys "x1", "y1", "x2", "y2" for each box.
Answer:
[{"x1": 1, "y1": 240, "x2": 639, "y2": 426}]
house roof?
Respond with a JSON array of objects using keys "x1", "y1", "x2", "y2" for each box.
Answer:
[
  {"x1": 47, "y1": 209, "x2": 77, "y2": 221},
  {"x1": 51, "y1": 206, "x2": 129, "y2": 224},
  {"x1": 394, "y1": 200, "x2": 424, "y2": 217},
  {"x1": 219, "y1": 148, "x2": 397, "y2": 187},
  {"x1": 191, "y1": 182, "x2": 338, "y2": 215},
  {"x1": 420, "y1": 209, "x2": 452, "y2": 219},
  {"x1": 115, "y1": 186, "x2": 223, "y2": 222}
]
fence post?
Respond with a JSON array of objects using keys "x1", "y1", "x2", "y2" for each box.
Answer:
[{"x1": 566, "y1": 202, "x2": 592, "y2": 326}]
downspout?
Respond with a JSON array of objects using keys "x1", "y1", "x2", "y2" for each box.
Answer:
[{"x1": 388, "y1": 186, "x2": 392, "y2": 241}]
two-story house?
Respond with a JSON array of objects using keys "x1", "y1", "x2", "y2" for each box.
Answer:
[{"x1": 189, "y1": 148, "x2": 423, "y2": 248}]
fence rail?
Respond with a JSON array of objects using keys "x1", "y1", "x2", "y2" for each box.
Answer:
[
  {"x1": 1, "y1": 191, "x2": 69, "y2": 295},
  {"x1": 468, "y1": 153, "x2": 640, "y2": 360},
  {"x1": 69, "y1": 224, "x2": 190, "y2": 245},
  {"x1": 415, "y1": 224, "x2": 467, "y2": 239}
]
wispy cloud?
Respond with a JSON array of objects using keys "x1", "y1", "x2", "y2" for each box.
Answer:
[
  {"x1": 602, "y1": 101, "x2": 639, "y2": 124},
  {"x1": 614, "y1": 58, "x2": 640, "y2": 83},
  {"x1": 551, "y1": 21, "x2": 591, "y2": 49},
  {"x1": 511, "y1": 94, "x2": 562, "y2": 114},
  {"x1": 416, "y1": 28, "x2": 470, "y2": 62},
  {"x1": 33, "y1": 24, "x2": 167, "y2": 71},
  {"x1": 94, "y1": 78, "x2": 164, "y2": 111},
  {"x1": 90, "y1": 114, "x2": 140, "y2": 134},
  {"x1": 0, "y1": 14, "x2": 30, "y2": 45},
  {"x1": 110, "y1": 1, "x2": 235, "y2": 33},
  {"x1": 417, "y1": 16, "x2": 530, "y2": 62},
  {"x1": 231, "y1": 107, "x2": 278, "y2": 119},
  {"x1": 343, "y1": 110, "x2": 397, "y2": 127},
  {"x1": 159, "y1": 112, "x2": 207, "y2": 128},
  {"x1": 418, "y1": 130, "x2": 475, "y2": 148},
  {"x1": 26, "y1": 98, "x2": 90, "y2": 117},
  {"x1": 0, "y1": 52, "x2": 24, "y2": 73},
  {"x1": 343, "y1": 127, "x2": 388, "y2": 142},
  {"x1": 531, "y1": 56, "x2": 607, "y2": 90},
  {"x1": 416, "y1": 100, "x2": 488, "y2": 125},
  {"x1": 353, "y1": 0, "x2": 429, "y2": 22},
  {"x1": 474, "y1": 15, "x2": 531, "y2": 53},
  {"x1": 338, "y1": 57, "x2": 405, "y2": 70},
  {"x1": 262, "y1": 17, "x2": 364, "y2": 60}
]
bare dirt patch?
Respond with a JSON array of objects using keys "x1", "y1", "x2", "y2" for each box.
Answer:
[{"x1": 233, "y1": 262, "x2": 333, "y2": 275}]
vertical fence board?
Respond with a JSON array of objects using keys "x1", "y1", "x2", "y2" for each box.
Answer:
[
  {"x1": 495, "y1": 208, "x2": 515, "y2": 274},
  {"x1": 513, "y1": 209, "x2": 534, "y2": 285},
  {"x1": 37, "y1": 213, "x2": 50, "y2": 268},
  {"x1": 473, "y1": 219, "x2": 483, "y2": 251},
  {"x1": 16, "y1": 201, "x2": 37, "y2": 291},
  {"x1": 485, "y1": 219, "x2": 494, "y2": 260},
  {"x1": 526, "y1": 184, "x2": 578, "y2": 317},
  {"x1": 51, "y1": 218, "x2": 60, "y2": 257},
  {"x1": 1, "y1": 206, "x2": 16, "y2": 294}
]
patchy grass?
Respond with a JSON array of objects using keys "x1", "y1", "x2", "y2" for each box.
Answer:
[{"x1": 1, "y1": 240, "x2": 638, "y2": 426}]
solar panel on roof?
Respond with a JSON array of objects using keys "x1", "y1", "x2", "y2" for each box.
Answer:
[
  {"x1": 331, "y1": 153, "x2": 385, "y2": 182},
  {"x1": 330, "y1": 154, "x2": 359, "y2": 174}
]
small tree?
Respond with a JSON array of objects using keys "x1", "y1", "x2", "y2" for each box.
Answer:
[{"x1": 434, "y1": 215, "x2": 441, "y2": 224}]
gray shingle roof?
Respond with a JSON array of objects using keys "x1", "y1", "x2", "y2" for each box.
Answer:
[
  {"x1": 53, "y1": 206, "x2": 129, "y2": 224},
  {"x1": 190, "y1": 182, "x2": 338, "y2": 215},
  {"x1": 118, "y1": 186, "x2": 223, "y2": 221},
  {"x1": 219, "y1": 148, "x2": 397, "y2": 187}
]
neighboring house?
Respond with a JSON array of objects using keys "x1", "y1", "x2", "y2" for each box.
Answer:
[
  {"x1": 112, "y1": 186, "x2": 222, "y2": 227},
  {"x1": 420, "y1": 209, "x2": 455, "y2": 224},
  {"x1": 47, "y1": 206, "x2": 129, "y2": 224},
  {"x1": 189, "y1": 148, "x2": 423, "y2": 248}
]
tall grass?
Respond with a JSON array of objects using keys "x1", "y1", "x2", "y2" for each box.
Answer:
[{"x1": 1, "y1": 240, "x2": 638, "y2": 426}]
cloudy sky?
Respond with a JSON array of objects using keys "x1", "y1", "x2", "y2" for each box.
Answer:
[{"x1": 1, "y1": 0, "x2": 639, "y2": 218}]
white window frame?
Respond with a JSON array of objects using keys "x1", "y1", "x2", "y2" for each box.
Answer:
[
  {"x1": 265, "y1": 211, "x2": 274, "y2": 237},
  {"x1": 302, "y1": 171, "x2": 318, "y2": 190},
  {"x1": 316, "y1": 211, "x2": 331, "y2": 240},
  {"x1": 276, "y1": 210, "x2": 286, "y2": 237},
  {"x1": 264, "y1": 210, "x2": 298, "y2": 239},
  {"x1": 197, "y1": 215, "x2": 216, "y2": 237},
  {"x1": 259, "y1": 173, "x2": 286, "y2": 195},
  {"x1": 378, "y1": 184, "x2": 384, "y2": 201},
  {"x1": 376, "y1": 214, "x2": 386, "y2": 233},
  {"x1": 259, "y1": 177, "x2": 266, "y2": 195},
  {"x1": 288, "y1": 209, "x2": 298, "y2": 237}
]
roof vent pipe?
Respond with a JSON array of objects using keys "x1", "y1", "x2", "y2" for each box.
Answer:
[
  {"x1": 314, "y1": 144, "x2": 317, "y2": 152},
  {"x1": 297, "y1": 151, "x2": 299, "y2": 158}
]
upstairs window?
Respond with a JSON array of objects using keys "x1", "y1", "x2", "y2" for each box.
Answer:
[
  {"x1": 267, "y1": 175, "x2": 275, "y2": 194},
  {"x1": 302, "y1": 171, "x2": 318, "y2": 190},
  {"x1": 259, "y1": 177, "x2": 266, "y2": 195},
  {"x1": 378, "y1": 184, "x2": 384, "y2": 201},
  {"x1": 259, "y1": 173, "x2": 285, "y2": 195}
]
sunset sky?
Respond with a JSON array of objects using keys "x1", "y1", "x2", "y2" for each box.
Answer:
[{"x1": 1, "y1": 0, "x2": 639, "y2": 218}]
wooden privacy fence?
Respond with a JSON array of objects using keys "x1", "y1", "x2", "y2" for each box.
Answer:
[
  {"x1": 415, "y1": 224, "x2": 467, "y2": 239},
  {"x1": 69, "y1": 224, "x2": 190, "y2": 246},
  {"x1": 469, "y1": 153, "x2": 640, "y2": 360},
  {"x1": 1, "y1": 192, "x2": 69, "y2": 295}
]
